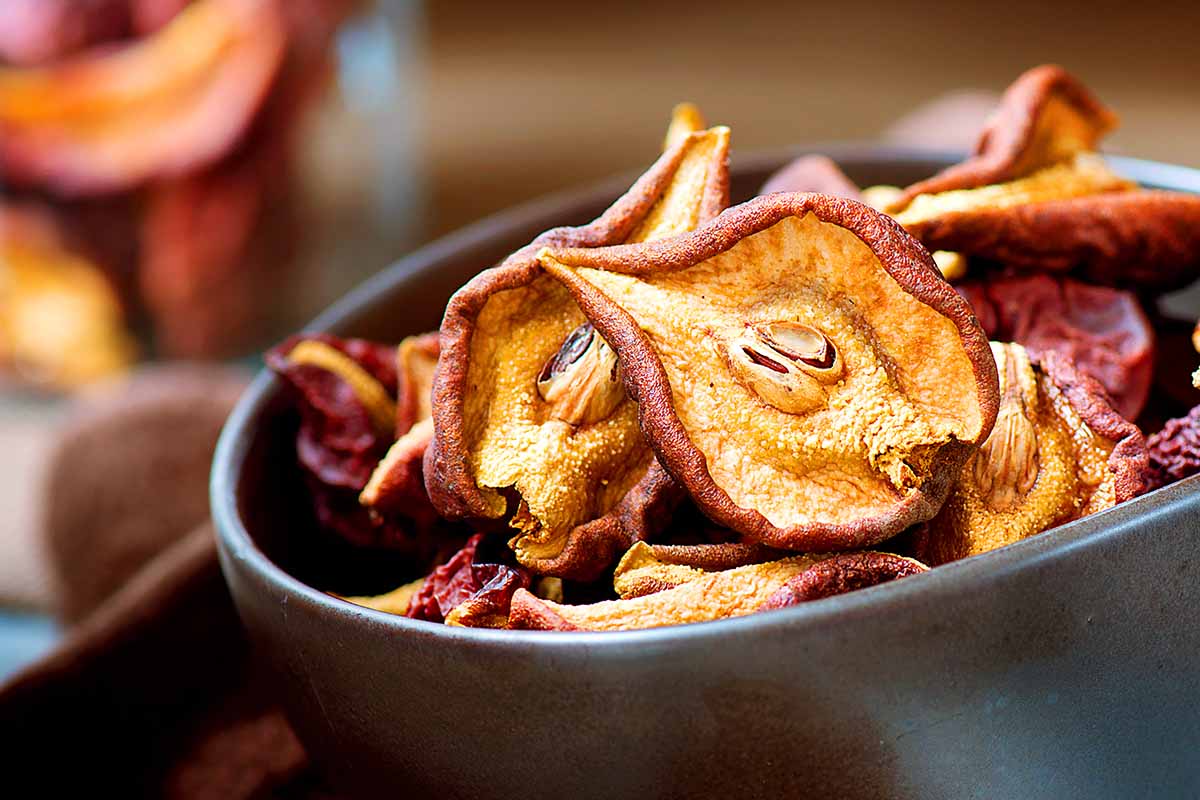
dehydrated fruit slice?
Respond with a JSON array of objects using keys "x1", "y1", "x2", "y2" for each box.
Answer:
[
  {"x1": 958, "y1": 274, "x2": 1154, "y2": 420},
  {"x1": 394, "y1": 332, "x2": 440, "y2": 436},
  {"x1": 405, "y1": 534, "x2": 531, "y2": 628},
  {"x1": 0, "y1": 205, "x2": 137, "y2": 388},
  {"x1": 907, "y1": 192, "x2": 1200, "y2": 292},
  {"x1": 541, "y1": 193, "x2": 999, "y2": 551},
  {"x1": 757, "y1": 552, "x2": 927, "y2": 609},
  {"x1": 914, "y1": 343, "x2": 1147, "y2": 565},
  {"x1": 759, "y1": 155, "x2": 862, "y2": 200},
  {"x1": 891, "y1": 64, "x2": 1119, "y2": 208},
  {"x1": 882, "y1": 65, "x2": 1200, "y2": 291},
  {"x1": 508, "y1": 550, "x2": 926, "y2": 631},
  {"x1": 360, "y1": 333, "x2": 440, "y2": 516},
  {"x1": 612, "y1": 540, "x2": 779, "y2": 599},
  {"x1": 426, "y1": 115, "x2": 729, "y2": 579},
  {"x1": 0, "y1": 0, "x2": 285, "y2": 195}
]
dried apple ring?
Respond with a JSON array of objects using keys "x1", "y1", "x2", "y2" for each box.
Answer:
[
  {"x1": 883, "y1": 65, "x2": 1200, "y2": 291},
  {"x1": 540, "y1": 193, "x2": 999, "y2": 551},
  {"x1": 0, "y1": 0, "x2": 284, "y2": 195},
  {"x1": 426, "y1": 112, "x2": 729, "y2": 579},
  {"x1": 508, "y1": 551, "x2": 927, "y2": 631},
  {"x1": 914, "y1": 343, "x2": 1147, "y2": 565}
]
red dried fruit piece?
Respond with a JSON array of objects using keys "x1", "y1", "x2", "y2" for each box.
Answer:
[
  {"x1": 266, "y1": 333, "x2": 397, "y2": 489},
  {"x1": 757, "y1": 552, "x2": 927, "y2": 610},
  {"x1": 406, "y1": 534, "x2": 531, "y2": 627},
  {"x1": 0, "y1": 0, "x2": 285, "y2": 195},
  {"x1": 268, "y1": 333, "x2": 449, "y2": 552},
  {"x1": 540, "y1": 193, "x2": 999, "y2": 552},
  {"x1": 957, "y1": 274, "x2": 1154, "y2": 420},
  {"x1": 1146, "y1": 405, "x2": 1200, "y2": 490},
  {"x1": 759, "y1": 155, "x2": 862, "y2": 200},
  {"x1": 426, "y1": 112, "x2": 728, "y2": 579}
]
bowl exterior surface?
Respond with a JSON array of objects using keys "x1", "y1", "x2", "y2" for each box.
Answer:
[{"x1": 213, "y1": 147, "x2": 1200, "y2": 799}]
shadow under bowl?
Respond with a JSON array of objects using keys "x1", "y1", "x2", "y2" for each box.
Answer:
[{"x1": 212, "y1": 145, "x2": 1200, "y2": 800}]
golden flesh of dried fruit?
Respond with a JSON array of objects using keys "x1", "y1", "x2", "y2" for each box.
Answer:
[
  {"x1": 932, "y1": 250, "x2": 967, "y2": 281},
  {"x1": 662, "y1": 102, "x2": 705, "y2": 151},
  {"x1": 395, "y1": 332, "x2": 440, "y2": 436},
  {"x1": 0, "y1": 212, "x2": 137, "y2": 388},
  {"x1": 360, "y1": 332, "x2": 440, "y2": 515},
  {"x1": 509, "y1": 549, "x2": 927, "y2": 631},
  {"x1": 541, "y1": 194, "x2": 999, "y2": 551},
  {"x1": 337, "y1": 577, "x2": 426, "y2": 616},
  {"x1": 613, "y1": 541, "x2": 778, "y2": 599},
  {"x1": 426, "y1": 119, "x2": 729, "y2": 578},
  {"x1": 916, "y1": 343, "x2": 1147, "y2": 564},
  {"x1": 0, "y1": 0, "x2": 285, "y2": 194},
  {"x1": 891, "y1": 153, "x2": 1132, "y2": 233}
]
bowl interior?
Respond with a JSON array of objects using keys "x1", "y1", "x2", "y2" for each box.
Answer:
[{"x1": 217, "y1": 144, "x2": 1200, "y2": 608}]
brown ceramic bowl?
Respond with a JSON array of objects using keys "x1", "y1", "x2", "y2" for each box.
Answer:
[{"x1": 212, "y1": 146, "x2": 1200, "y2": 799}]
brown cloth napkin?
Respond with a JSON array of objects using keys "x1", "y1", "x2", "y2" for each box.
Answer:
[
  {"x1": 0, "y1": 366, "x2": 338, "y2": 797},
  {"x1": 0, "y1": 96, "x2": 997, "y2": 797}
]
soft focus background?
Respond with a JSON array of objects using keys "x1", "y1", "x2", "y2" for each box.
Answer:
[{"x1": 1, "y1": 0, "x2": 1199, "y2": 673}]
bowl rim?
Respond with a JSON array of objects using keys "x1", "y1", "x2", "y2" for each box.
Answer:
[{"x1": 211, "y1": 142, "x2": 1200, "y2": 648}]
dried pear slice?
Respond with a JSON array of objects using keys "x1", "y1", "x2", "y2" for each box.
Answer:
[
  {"x1": 0, "y1": 0, "x2": 285, "y2": 194},
  {"x1": 613, "y1": 540, "x2": 779, "y2": 598},
  {"x1": 910, "y1": 191, "x2": 1200, "y2": 292},
  {"x1": 427, "y1": 117, "x2": 730, "y2": 579},
  {"x1": 914, "y1": 343, "x2": 1147, "y2": 565},
  {"x1": 395, "y1": 332, "x2": 440, "y2": 437},
  {"x1": 890, "y1": 64, "x2": 1119, "y2": 210},
  {"x1": 884, "y1": 65, "x2": 1200, "y2": 291},
  {"x1": 509, "y1": 550, "x2": 927, "y2": 631},
  {"x1": 541, "y1": 193, "x2": 999, "y2": 551},
  {"x1": 360, "y1": 332, "x2": 440, "y2": 515}
]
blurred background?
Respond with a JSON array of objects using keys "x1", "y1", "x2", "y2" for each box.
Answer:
[{"x1": 1, "y1": 0, "x2": 1198, "y2": 673}]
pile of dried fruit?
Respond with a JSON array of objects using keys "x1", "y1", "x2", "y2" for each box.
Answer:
[
  {"x1": 0, "y1": 0, "x2": 358, "y2": 388},
  {"x1": 269, "y1": 66, "x2": 1200, "y2": 632}
]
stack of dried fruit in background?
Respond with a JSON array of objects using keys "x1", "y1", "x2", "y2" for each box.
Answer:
[
  {"x1": 269, "y1": 66, "x2": 1200, "y2": 632},
  {"x1": 0, "y1": 0, "x2": 358, "y2": 389}
]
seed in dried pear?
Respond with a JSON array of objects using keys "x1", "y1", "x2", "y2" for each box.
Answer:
[
  {"x1": 973, "y1": 342, "x2": 1040, "y2": 511},
  {"x1": 536, "y1": 322, "x2": 624, "y2": 425},
  {"x1": 724, "y1": 322, "x2": 843, "y2": 414}
]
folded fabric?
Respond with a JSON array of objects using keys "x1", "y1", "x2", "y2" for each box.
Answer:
[{"x1": 0, "y1": 365, "x2": 338, "y2": 797}]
